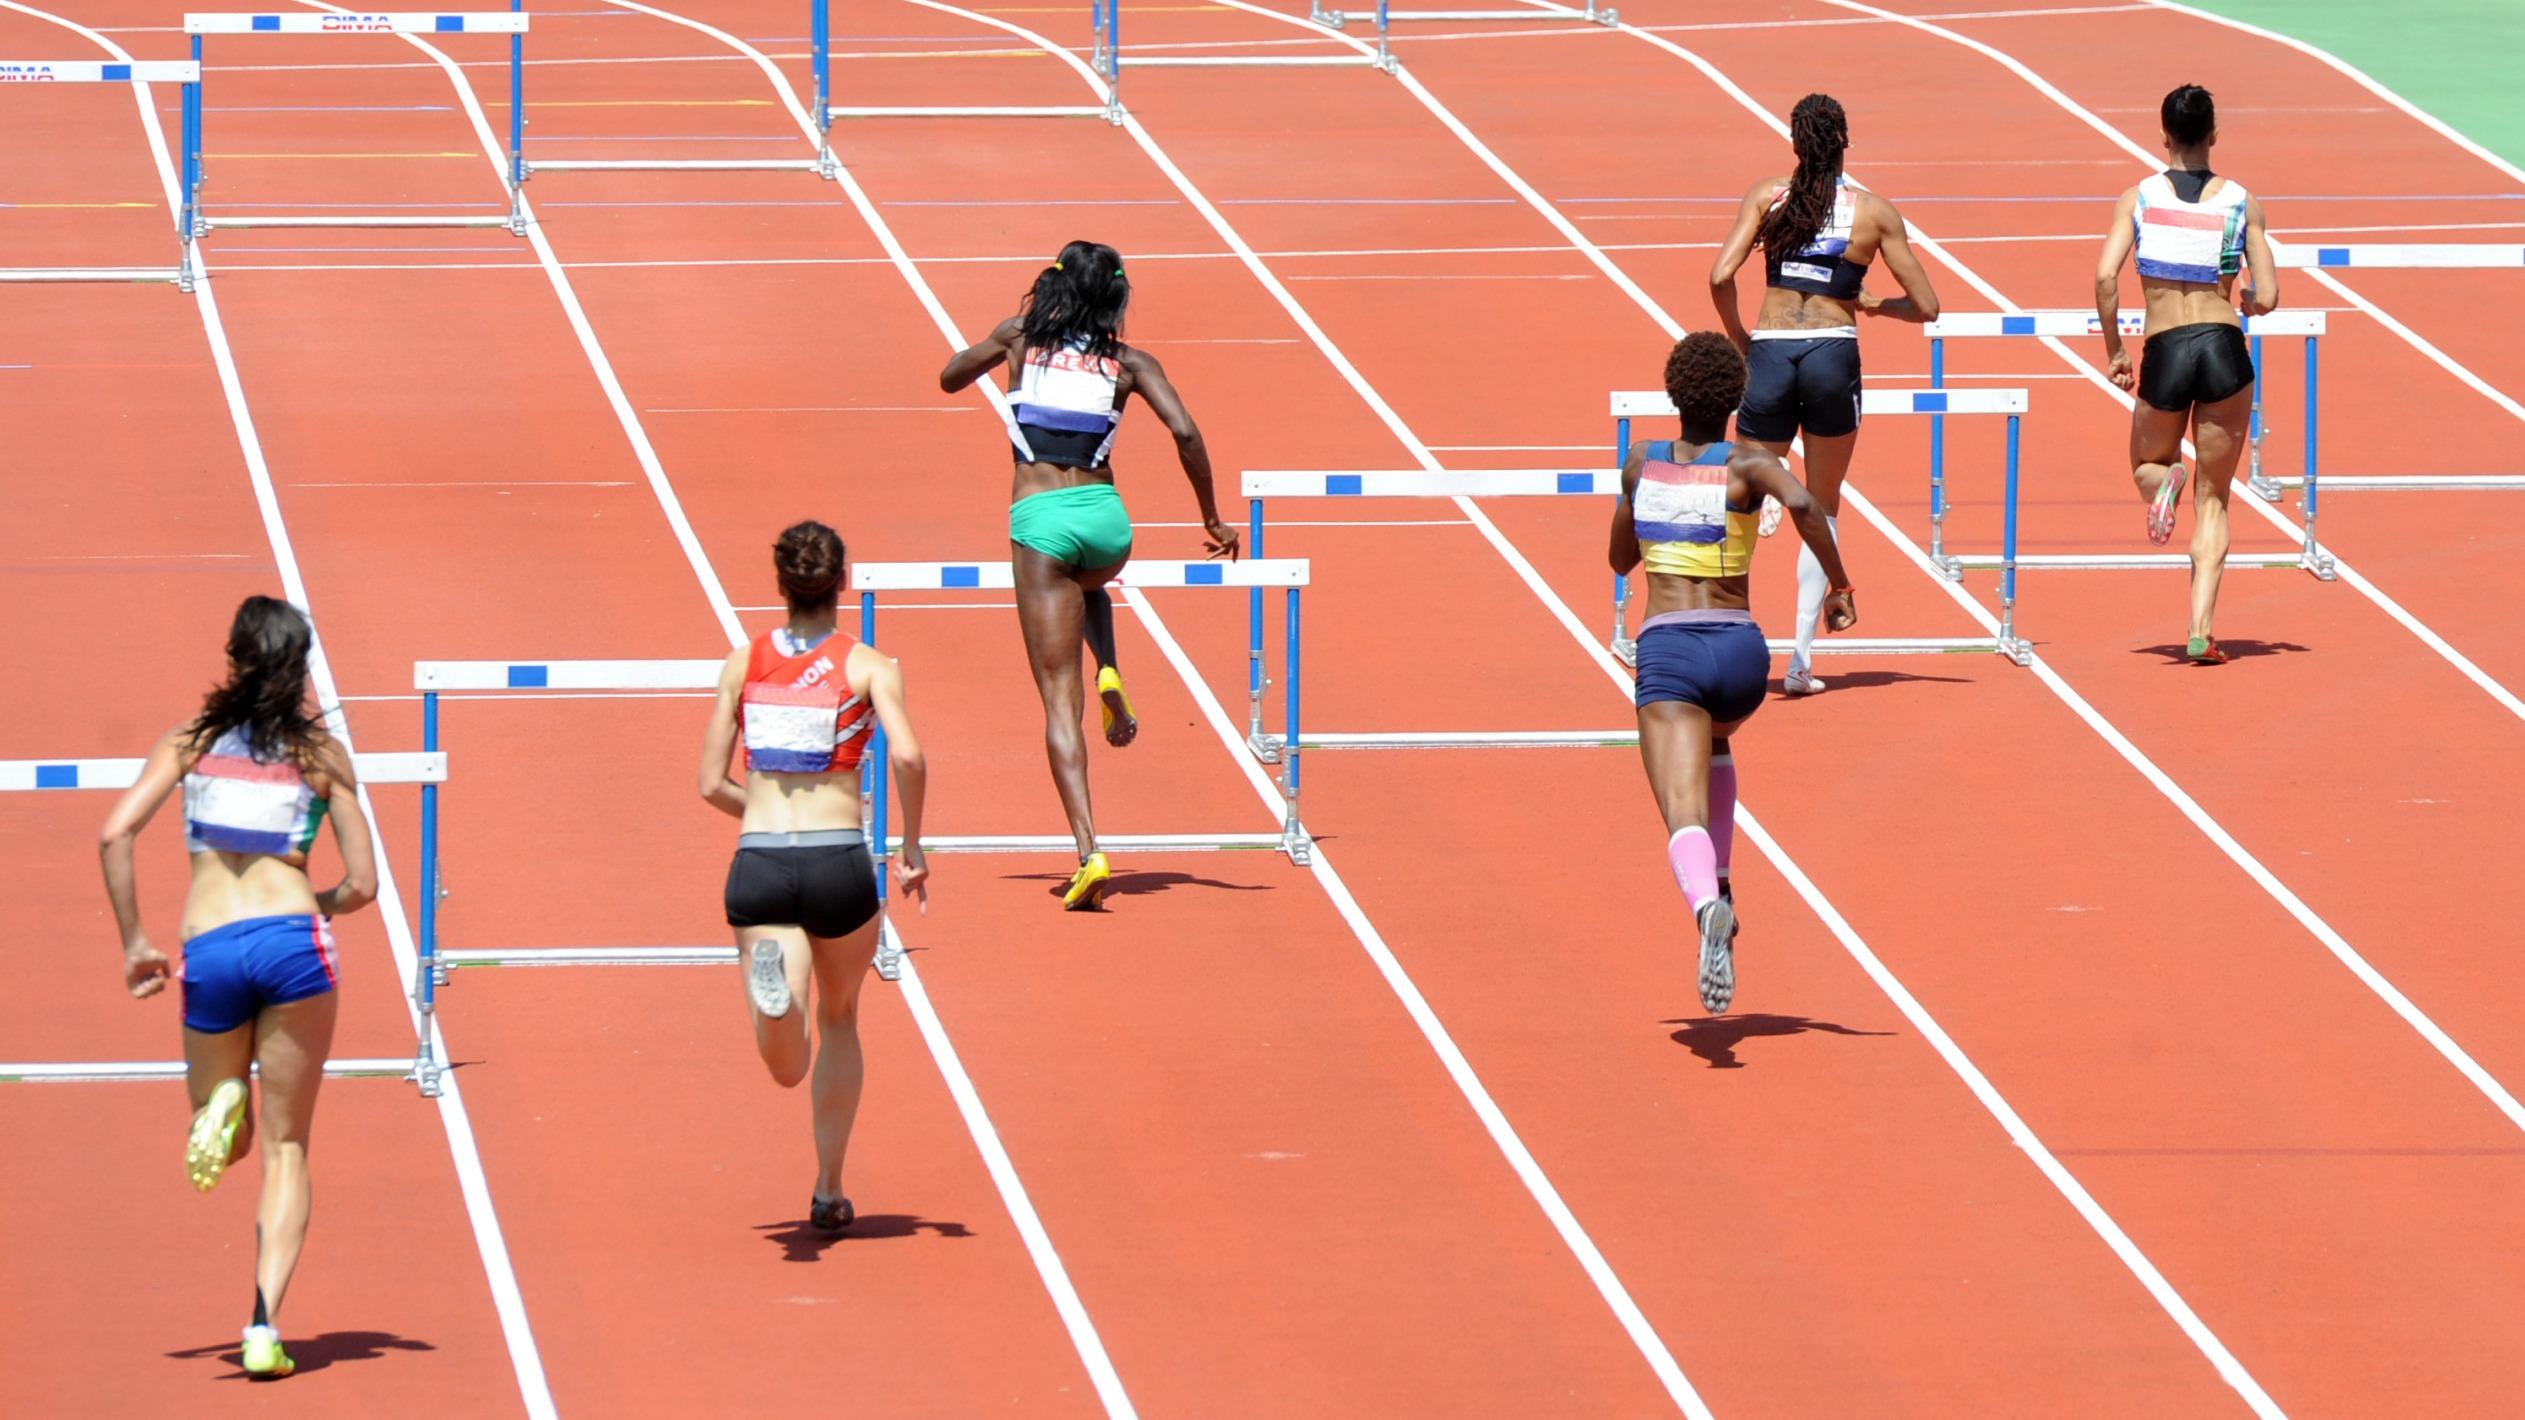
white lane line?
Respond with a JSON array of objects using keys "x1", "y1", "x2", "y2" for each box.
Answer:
[
  {"x1": 1218, "y1": 0, "x2": 2293, "y2": 1409},
  {"x1": 0, "y1": 4, "x2": 555, "y2": 1414},
  {"x1": 632, "y1": 0, "x2": 1707, "y2": 1409},
  {"x1": 361, "y1": 1, "x2": 1139, "y2": 1410},
  {"x1": 1813, "y1": 0, "x2": 2525, "y2": 725}
]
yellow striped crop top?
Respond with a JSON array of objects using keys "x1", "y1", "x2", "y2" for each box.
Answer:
[{"x1": 1633, "y1": 440, "x2": 1760, "y2": 577}]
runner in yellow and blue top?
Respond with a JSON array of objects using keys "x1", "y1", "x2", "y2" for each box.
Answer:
[
  {"x1": 1610, "y1": 334, "x2": 1856, "y2": 1014},
  {"x1": 2094, "y1": 84, "x2": 2281, "y2": 664},
  {"x1": 97, "y1": 596, "x2": 378, "y2": 1381},
  {"x1": 941, "y1": 241, "x2": 1239, "y2": 909}
]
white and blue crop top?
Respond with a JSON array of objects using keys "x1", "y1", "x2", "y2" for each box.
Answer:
[
  {"x1": 183, "y1": 726, "x2": 326, "y2": 857},
  {"x1": 1008, "y1": 339, "x2": 1123, "y2": 469},
  {"x1": 1765, "y1": 176, "x2": 1869, "y2": 302}
]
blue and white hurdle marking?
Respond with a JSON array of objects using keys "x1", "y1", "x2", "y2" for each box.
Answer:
[
  {"x1": 0, "y1": 61, "x2": 201, "y2": 289},
  {"x1": 0, "y1": 750, "x2": 447, "y2": 1089},
  {"x1": 1612, "y1": 386, "x2": 2033, "y2": 666},
  {"x1": 178, "y1": 9, "x2": 530, "y2": 268},
  {"x1": 2274, "y1": 240, "x2": 2525, "y2": 271},
  {"x1": 854, "y1": 558, "x2": 1314, "y2": 862},
  {"x1": 1923, "y1": 309, "x2": 2336, "y2": 578}
]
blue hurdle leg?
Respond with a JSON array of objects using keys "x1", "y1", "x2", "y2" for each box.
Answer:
[
  {"x1": 1999, "y1": 414, "x2": 2027, "y2": 664},
  {"x1": 1282, "y1": 586, "x2": 1306, "y2": 862},
  {"x1": 2302, "y1": 334, "x2": 2329, "y2": 578},
  {"x1": 414, "y1": 690, "x2": 443, "y2": 1096},
  {"x1": 1611, "y1": 414, "x2": 1633, "y2": 658},
  {"x1": 1929, "y1": 337, "x2": 1951, "y2": 573},
  {"x1": 1247, "y1": 497, "x2": 1268, "y2": 756},
  {"x1": 507, "y1": 0, "x2": 524, "y2": 188}
]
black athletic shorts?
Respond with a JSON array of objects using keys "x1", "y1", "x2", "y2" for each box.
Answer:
[
  {"x1": 724, "y1": 835, "x2": 880, "y2": 939},
  {"x1": 1737, "y1": 333, "x2": 1863, "y2": 442},
  {"x1": 2138, "y1": 321, "x2": 2254, "y2": 412}
]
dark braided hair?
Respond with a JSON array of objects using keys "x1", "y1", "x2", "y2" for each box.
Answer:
[
  {"x1": 1019, "y1": 240, "x2": 1129, "y2": 362},
  {"x1": 773, "y1": 519, "x2": 845, "y2": 614},
  {"x1": 1756, "y1": 94, "x2": 1850, "y2": 258},
  {"x1": 2160, "y1": 83, "x2": 2215, "y2": 149},
  {"x1": 186, "y1": 595, "x2": 322, "y2": 766},
  {"x1": 1663, "y1": 332, "x2": 1748, "y2": 428}
]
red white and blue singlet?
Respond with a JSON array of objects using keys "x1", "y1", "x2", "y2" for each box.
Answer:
[
  {"x1": 183, "y1": 726, "x2": 325, "y2": 857},
  {"x1": 738, "y1": 627, "x2": 874, "y2": 776}
]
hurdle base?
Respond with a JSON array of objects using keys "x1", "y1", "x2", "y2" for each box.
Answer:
[
  {"x1": 525, "y1": 158, "x2": 824, "y2": 174},
  {"x1": 829, "y1": 104, "x2": 1112, "y2": 121},
  {"x1": 1276, "y1": 730, "x2": 1644, "y2": 750},
  {"x1": 1945, "y1": 550, "x2": 2336, "y2": 581},
  {"x1": 2264, "y1": 475, "x2": 2525, "y2": 492},
  {"x1": 0, "y1": 1058, "x2": 419, "y2": 1084},
  {"x1": 0, "y1": 267, "x2": 186, "y2": 285},
  {"x1": 441, "y1": 946, "x2": 736, "y2": 968},
  {"x1": 199, "y1": 215, "x2": 516, "y2": 230}
]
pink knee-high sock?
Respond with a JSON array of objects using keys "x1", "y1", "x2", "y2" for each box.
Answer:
[
  {"x1": 1708, "y1": 752, "x2": 1737, "y2": 888},
  {"x1": 1667, "y1": 826, "x2": 1719, "y2": 912}
]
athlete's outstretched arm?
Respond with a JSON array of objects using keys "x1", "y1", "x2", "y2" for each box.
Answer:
[
  {"x1": 695, "y1": 649, "x2": 750, "y2": 819},
  {"x1": 1707, "y1": 179, "x2": 1777, "y2": 353},
  {"x1": 1739, "y1": 450, "x2": 1857, "y2": 630},
  {"x1": 861, "y1": 653, "x2": 928, "y2": 911},
  {"x1": 307, "y1": 735, "x2": 375, "y2": 918},
  {"x1": 2240, "y1": 195, "x2": 2279, "y2": 316},
  {"x1": 98, "y1": 727, "x2": 188, "y2": 998},
  {"x1": 1608, "y1": 446, "x2": 1646, "y2": 576},
  {"x1": 1122, "y1": 347, "x2": 1239, "y2": 559},
  {"x1": 939, "y1": 315, "x2": 1022, "y2": 393},
  {"x1": 2095, "y1": 187, "x2": 2141, "y2": 391},
  {"x1": 1858, "y1": 198, "x2": 1941, "y2": 323}
]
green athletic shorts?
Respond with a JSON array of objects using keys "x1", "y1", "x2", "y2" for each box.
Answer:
[{"x1": 1008, "y1": 482, "x2": 1134, "y2": 570}]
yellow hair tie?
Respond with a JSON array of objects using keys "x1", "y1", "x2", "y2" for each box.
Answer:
[{"x1": 1052, "y1": 261, "x2": 1064, "y2": 271}]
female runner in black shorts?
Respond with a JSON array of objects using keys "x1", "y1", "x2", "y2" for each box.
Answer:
[{"x1": 698, "y1": 521, "x2": 928, "y2": 1232}]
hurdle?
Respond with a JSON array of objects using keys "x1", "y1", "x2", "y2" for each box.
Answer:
[
  {"x1": 178, "y1": 8, "x2": 530, "y2": 271},
  {"x1": 525, "y1": 0, "x2": 821, "y2": 177},
  {"x1": 1922, "y1": 310, "x2": 2335, "y2": 579},
  {"x1": 1309, "y1": 0, "x2": 1622, "y2": 66},
  {"x1": 1612, "y1": 387, "x2": 2033, "y2": 666},
  {"x1": 0, "y1": 61, "x2": 201, "y2": 289},
  {"x1": 815, "y1": 0, "x2": 1115, "y2": 128},
  {"x1": 0, "y1": 751, "x2": 448, "y2": 1090},
  {"x1": 854, "y1": 558, "x2": 1313, "y2": 861}
]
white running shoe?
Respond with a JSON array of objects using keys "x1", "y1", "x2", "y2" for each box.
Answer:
[
  {"x1": 1757, "y1": 495, "x2": 1785, "y2": 537},
  {"x1": 747, "y1": 939, "x2": 793, "y2": 1019},
  {"x1": 1782, "y1": 665, "x2": 1827, "y2": 697},
  {"x1": 1695, "y1": 897, "x2": 1736, "y2": 1015}
]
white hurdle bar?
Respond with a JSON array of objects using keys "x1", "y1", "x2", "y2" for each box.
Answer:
[
  {"x1": 1, "y1": 750, "x2": 444, "y2": 1089},
  {"x1": 527, "y1": 1, "x2": 825, "y2": 178},
  {"x1": 2274, "y1": 241, "x2": 2525, "y2": 271},
  {"x1": 180, "y1": 10, "x2": 530, "y2": 265},
  {"x1": 1612, "y1": 387, "x2": 2032, "y2": 665},
  {"x1": 853, "y1": 558, "x2": 1313, "y2": 864},
  {"x1": 815, "y1": 0, "x2": 1116, "y2": 130},
  {"x1": 1924, "y1": 309, "x2": 2334, "y2": 579},
  {"x1": 0, "y1": 61, "x2": 200, "y2": 289}
]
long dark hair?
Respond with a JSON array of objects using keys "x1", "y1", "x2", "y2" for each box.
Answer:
[
  {"x1": 773, "y1": 519, "x2": 845, "y2": 615},
  {"x1": 1019, "y1": 240, "x2": 1129, "y2": 362},
  {"x1": 1756, "y1": 94, "x2": 1850, "y2": 258},
  {"x1": 187, "y1": 595, "x2": 322, "y2": 765}
]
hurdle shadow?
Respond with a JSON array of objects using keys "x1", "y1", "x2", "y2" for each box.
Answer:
[
  {"x1": 755, "y1": 1213, "x2": 974, "y2": 1261},
  {"x1": 1772, "y1": 669, "x2": 1973, "y2": 695},
  {"x1": 2133, "y1": 639, "x2": 2310, "y2": 663},
  {"x1": 1008, "y1": 868, "x2": 1275, "y2": 904},
  {"x1": 166, "y1": 1330, "x2": 435, "y2": 1376},
  {"x1": 1665, "y1": 1013, "x2": 1894, "y2": 1070}
]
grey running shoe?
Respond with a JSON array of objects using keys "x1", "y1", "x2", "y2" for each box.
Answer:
[{"x1": 1696, "y1": 897, "x2": 1736, "y2": 1015}]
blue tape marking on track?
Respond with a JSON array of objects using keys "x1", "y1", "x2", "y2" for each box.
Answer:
[
  {"x1": 506, "y1": 665, "x2": 548, "y2": 689},
  {"x1": 2319, "y1": 248, "x2": 2349, "y2": 266},
  {"x1": 2000, "y1": 315, "x2": 2036, "y2": 335},
  {"x1": 942, "y1": 566, "x2": 981, "y2": 589},
  {"x1": 251, "y1": 14, "x2": 279, "y2": 29},
  {"x1": 36, "y1": 765, "x2": 77, "y2": 789},
  {"x1": 1326, "y1": 474, "x2": 1363, "y2": 496},
  {"x1": 1556, "y1": 472, "x2": 1592, "y2": 494},
  {"x1": 1185, "y1": 563, "x2": 1224, "y2": 586},
  {"x1": 1911, "y1": 392, "x2": 1948, "y2": 413}
]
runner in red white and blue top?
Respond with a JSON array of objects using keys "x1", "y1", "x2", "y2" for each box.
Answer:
[
  {"x1": 98, "y1": 595, "x2": 378, "y2": 1380},
  {"x1": 699, "y1": 520, "x2": 929, "y2": 1235},
  {"x1": 2094, "y1": 83, "x2": 2280, "y2": 664}
]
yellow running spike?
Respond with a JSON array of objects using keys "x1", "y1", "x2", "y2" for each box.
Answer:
[{"x1": 1063, "y1": 852, "x2": 1112, "y2": 912}]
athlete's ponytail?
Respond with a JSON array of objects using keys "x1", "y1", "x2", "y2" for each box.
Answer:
[
  {"x1": 1755, "y1": 93, "x2": 1849, "y2": 258},
  {"x1": 187, "y1": 595, "x2": 322, "y2": 766},
  {"x1": 1019, "y1": 240, "x2": 1129, "y2": 362}
]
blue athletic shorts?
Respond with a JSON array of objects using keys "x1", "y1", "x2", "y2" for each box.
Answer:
[
  {"x1": 1634, "y1": 616, "x2": 1770, "y2": 723},
  {"x1": 1737, "y1": 333, "x2": 1862, "y2": 442},
  {"x1": 181, "y1": 913, "x2": 338, "y2": 1034}
]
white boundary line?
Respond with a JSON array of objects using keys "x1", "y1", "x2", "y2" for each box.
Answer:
[
  {"x1": 1812, "y1": 0, "x2": 2525, "y2": 724},
  {"x1": 319, "y1": 3, "x2": 1137, "y2": 1411},
  {"x1": 0, "y1": 4, "x2": 555, "y2": 1415}
]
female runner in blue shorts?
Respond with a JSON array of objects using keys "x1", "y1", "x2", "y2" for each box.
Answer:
[
  {"x1": 1709, "y1": 93, "x2": 1937, "y2": 697},
  {"x1": 940, "y1": 240, "x2": 1237, "y2": 909},
  {"x1": 2094, "y1": 83, "x2": 2279, "y2": 663},
  {"x1": 1610, "y1": 334, "x2": 1856, "y2": 1013},
  {"x1": 699, "y1": 521, "x2": 928, "y2": 1233},
  {"x1": 98, "y1": 595, "x2": 378, "y2": 1379}
]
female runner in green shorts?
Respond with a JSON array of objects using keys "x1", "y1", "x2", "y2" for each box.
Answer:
[{"x1": 941, "y1": 240, "x2": 1238, "y2": 909}]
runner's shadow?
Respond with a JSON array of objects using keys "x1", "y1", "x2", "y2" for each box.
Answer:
[
  {"x1": 166, "y1": 1330, "x2": 435, "y2": 1376},
  {"x1": 1665, "y1": 1013, "x2": 1894, "y2": 1070},
  {"x1": 1009, "y1": 869, "x2": 1272, "y2": 903},
  {"x1": 2134, "y1": 639, "x2": 2309, "y2": 663},
  {"x1": 755, "y1": 1214, "x2": 974, "y2": 1261},
  {"x1": 1773, "y1": 670, "x2": 1971, "y2": 694}
]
